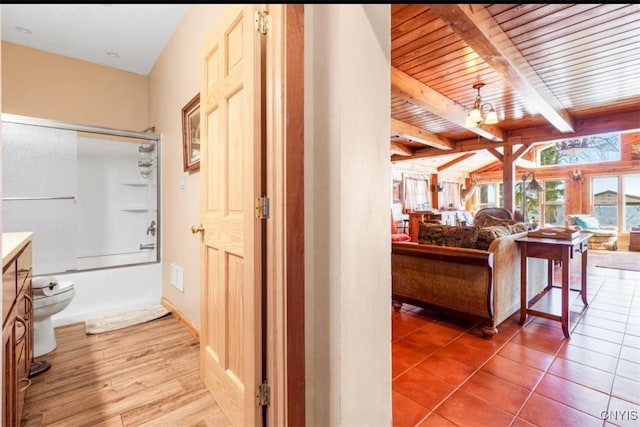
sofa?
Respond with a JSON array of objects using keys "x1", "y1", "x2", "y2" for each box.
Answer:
[
  {"x1": 391, "y1": 221, "x2": 547, "y2": 337},
  {"x1": 565, "y1": 214, "x2": 618, "y2": 250}
]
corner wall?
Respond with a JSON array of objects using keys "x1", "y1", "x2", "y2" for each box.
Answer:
[{"x1": 305, "y1": 4, "x2": 392, "y2": 425}]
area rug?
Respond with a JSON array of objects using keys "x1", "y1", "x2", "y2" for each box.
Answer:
[
  {"x1": 595, "y1": 252, "x2": 640, "y2": 272},
  {"x1": 85, "y1": 304, "x2": 170, "y2": 334}
]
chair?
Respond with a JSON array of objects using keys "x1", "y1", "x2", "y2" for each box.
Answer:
[
  {"x1": 473, "y1": 207, "x2": 513, "y2": 228},
  {"x1": 391, "y1": 213, "x2": 411, "y2": 242},
  {"x1": 566, "y1": 214, "x2": 618, "y2": 250}
]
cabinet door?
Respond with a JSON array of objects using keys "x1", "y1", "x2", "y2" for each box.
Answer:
[
  {"x1": 3, "y1": 260, "x2": 17, "y2": 325},
  {"x1": 3, "y1": 306, "x2": 17, "y2": 427}
]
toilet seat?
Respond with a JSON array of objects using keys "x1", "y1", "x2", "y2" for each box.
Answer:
[{"x1": 33, "y1": 280, "x2": 75, "y2": 299}]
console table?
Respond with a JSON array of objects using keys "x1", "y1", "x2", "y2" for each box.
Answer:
[{"x1": 516, "y1": 231, "x2": 592, "y2": 338}]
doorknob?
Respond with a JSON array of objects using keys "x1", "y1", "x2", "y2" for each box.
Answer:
[{"x1": 191, "y1": 224, "x2": 204, "y2": 234}]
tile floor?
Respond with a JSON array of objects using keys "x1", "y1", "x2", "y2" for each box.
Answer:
[{"x1": 392, "y1": 250, "x2": 640, "y2": 427}]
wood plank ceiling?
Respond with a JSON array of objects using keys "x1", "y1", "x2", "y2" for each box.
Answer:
[{"x1": 390, "y1": 4, "x2": 640, "y2": 174}]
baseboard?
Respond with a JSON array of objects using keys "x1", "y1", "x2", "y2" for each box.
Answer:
[{"x1": 161, "y1": 297, "x2": 200, "y2": 341}]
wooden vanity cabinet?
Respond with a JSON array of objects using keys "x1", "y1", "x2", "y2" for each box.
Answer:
[{"x1": 3, "y1": 239, "x2": 33, "y2": 427}]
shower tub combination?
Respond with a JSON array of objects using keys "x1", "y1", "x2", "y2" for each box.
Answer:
[{"x1": 2, "y1": 114, "x2": 162, "y2": 327}]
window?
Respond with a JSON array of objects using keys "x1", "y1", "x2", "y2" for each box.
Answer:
[
  {"x1": 624, "y1": 175, "x2": 640, "y2": 231},
  {"x1": 539, "y1": 132, "x2": 621, "y2": 167},
  {"x1": 541, "y1": 180, "x2": 566, "y2": 226},
  {"x1": 402, "y1": 173, "x2": 429, "y2": 212},
  {"x1": 593, "y1": 176, "x2": 619, "y2": 228},
  {"x1": 477, "y1": 183, "x2": 503, "y2": 210}
]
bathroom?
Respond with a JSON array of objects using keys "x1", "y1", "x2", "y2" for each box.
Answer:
[{"x1": 2, "y1": 114, "x2": 162, "y2": 345}]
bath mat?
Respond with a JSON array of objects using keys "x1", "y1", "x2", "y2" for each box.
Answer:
[{"x1": 84, "y1": 304, "x2": 170, "y2": 334}]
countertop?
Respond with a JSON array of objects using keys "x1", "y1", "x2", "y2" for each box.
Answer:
[{"x1": 2, "y1": 231, "x2": 34, "y2": 267}]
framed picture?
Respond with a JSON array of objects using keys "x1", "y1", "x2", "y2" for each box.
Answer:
[
  {"x1": 393, "y1": 179, "x2": 402, "y2": 203},
  {"x1": 182, "y1": 93, "x2": 201, "y2": 171}
]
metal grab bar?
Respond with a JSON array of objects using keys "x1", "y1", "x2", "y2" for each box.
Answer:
[
  {"x1": 139, "y1": 243, "x2": 156, "y2": 250},
  {"x1": 2, "y1": 196, "x2": 76, "y2": 201}
]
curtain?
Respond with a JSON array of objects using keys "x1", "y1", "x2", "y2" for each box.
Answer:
[
  {"x1": 441, "y1": 181, "x2": 461, "y2": 210},
  {"x1": 402, "y1": 173, "x2": 429, "y2": 212}
]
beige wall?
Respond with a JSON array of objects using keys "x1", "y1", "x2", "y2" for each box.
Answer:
[
  {"x1": 305, "y1": 4, "x2": 392, "y2": 425},
  {"x1": 147, "y1": 4, "x2": 227, "y2": 330},
  {"x1": 1, "y1": 42, "x2": 148, "y2": 130}
]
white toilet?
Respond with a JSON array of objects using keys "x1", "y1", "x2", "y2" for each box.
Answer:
[{"x1": 32, "y1": 276, "x2": 76, "y2": 358}]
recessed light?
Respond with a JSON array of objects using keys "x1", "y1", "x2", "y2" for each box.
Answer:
[
  {"x1": 106, "y1": 51, "x2": 120, "y2": 58},
  {"x1": 16, "y1": 26, "x2": 32, "y2": 34}
]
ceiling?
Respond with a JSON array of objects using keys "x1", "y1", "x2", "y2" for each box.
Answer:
[
  {"x1": 391, "y1": 4, "x2": 640, "y2": 175},
  {"x1": 1, "y1": 4, "x2": 189, "y2": 76},
  {"x1": 2, "y1": 4, "x2": 639, "y2": 176}
]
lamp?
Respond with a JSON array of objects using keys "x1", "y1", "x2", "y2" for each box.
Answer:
[
  {"x1": 465, "y1": 82, "x2": 499, "y2": 128},
  {"x1": 521, "y1": 172, "x2": 543, "y2": 223},
  {"x1": 571, "y1": 169, "x2": 584, "y2": 182}
]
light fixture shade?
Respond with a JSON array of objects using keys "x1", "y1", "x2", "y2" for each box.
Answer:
[
  {"x1": 526, "y1": 178, "x2": 544, "y2": 192},
  {"x1": 468, "y1": 108, "x2": 482, "y2": 123},
  {"x1": 484, "y1": 109, "x2": 498, "y2": 125}
]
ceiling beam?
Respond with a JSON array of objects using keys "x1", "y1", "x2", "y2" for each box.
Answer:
[
  {"x1": 428, "y1": 4, "x2": 575, "y2": 134},
  {"x1": 437, "y1": 153, "x2": 476, "y2": 172},
  {"x1": 391, "y1": 118, "x2": 454, "y2": 150},
  {"x1": 390, "y1": 141, "x2": 414, "y2": 157},
  {"x1": 391, "y1": 66, "x2": 504, "y2": 142}
]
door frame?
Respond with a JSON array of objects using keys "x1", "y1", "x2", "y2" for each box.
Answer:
[{"x1": 266, "y1": 4, "x2": 305, "y2": 426}]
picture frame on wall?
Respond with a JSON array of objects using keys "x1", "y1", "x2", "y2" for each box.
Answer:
[{"x1": 182, "y1": 93, "x2": 201, "y2": 172}]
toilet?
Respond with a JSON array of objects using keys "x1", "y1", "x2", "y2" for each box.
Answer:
[{"x1": 32, "y1": 276, "x2": 76, "y2": 358}]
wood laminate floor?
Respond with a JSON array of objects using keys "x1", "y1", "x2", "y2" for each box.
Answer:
[{"x1": 21, "y1": 314, "x2": 231, "y2": 427}]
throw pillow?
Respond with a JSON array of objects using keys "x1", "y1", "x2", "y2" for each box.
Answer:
[
  {"x1": 476, "y1": 225, "x2": 511, "y2": 250},
  {"x1": 574, "y1": 216, "x2": 600, "y2": 230},
  {"x1": 484, "y1": 215, "x2": 516, "y2": 227},
  {"x1": 418, "y1": 222, "x2": 448, "y2": 245},
  {"x1": 442, "y1": 225, "x2": 479, "y2": 248}
]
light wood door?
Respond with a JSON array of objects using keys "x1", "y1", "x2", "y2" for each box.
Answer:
[{"x1": 199, "y1": 5, "x2": 264, "y2": 427}]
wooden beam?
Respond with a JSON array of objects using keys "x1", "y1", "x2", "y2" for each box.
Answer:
[
  {"x1": 391, "y1": 118, "x2": 454, "y2": 150},
  {"x1": 437, "y1": 153, "x2": 476, "y2": 172},
  {"x1": 428, "y1": 4, "x2": 575, "y2": 134},
  {"x1": 390, "y1": 141, "x2": 414, "y2": 156},
  {"x1": 391, "y1": 66, "x2": 504, "y2": 142}
]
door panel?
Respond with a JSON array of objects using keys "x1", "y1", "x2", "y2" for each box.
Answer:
[{"x1": 199, "y1": 4, "x2": 263, "y2": 426}]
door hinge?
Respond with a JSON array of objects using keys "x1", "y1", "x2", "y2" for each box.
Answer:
[
  {"x1": 255, "y1": 196, "x2": 270, "y2": 219},
  {"x1": 256, "y1": 380, "x2": 270, "y2": 407},
  {"x1": 254, "y1": 10, "x2": 269, "y2": 36}
]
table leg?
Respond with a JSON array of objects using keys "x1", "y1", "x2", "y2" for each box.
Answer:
[
  {"x1": 581, "y1": 247, "x2": 589, "y2": 306},
  {"x1": 519, "y1": 243, "x2": 528, "y2": 326},
  {"x1": 561, "y1": 248, "x2": 571, "y2": 338}
]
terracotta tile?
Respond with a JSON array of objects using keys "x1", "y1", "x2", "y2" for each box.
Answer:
[
  {"x1": 510, "y1": 417, "x2": 537, "y2": 427},
  {"x1": 620, "y1": 345, "x2": 640, "y2": 363},
  {"x1": 393, "y1": 366, "x2": 458, "y2": 410},
  {"x1": 414, "y1": 354, "x2": 477, "y2": 387},
  {"x1": 393, "y1": 317, "x2": 423, "y2": 340},
  {"x1": 578, "y1": 315, "x2": 628, "y2": 333},
  {"x1": 519, "y1": 393, "x2": 603, "y2": 427},
  {"x1": 392, "y1": 390, "x2": 430, "y2": 427},
  {"x1": 433, "y1": 341, "x2": 493, "y2": 369},
  {"x1": 509, "y1": 325, "x2": 566, "y2": 355},
  {"x1": 535, "y1": 373, "x2": 609, "y2": 418},
  {"x1": 459, "y1": 370, "x2": 530, "y2": 415},
  {"x1": 582, "y1": 307, "x2": 629, "y2": 323},
  {"x1": 498, "y1": 342, "x2": 555, "y2": 371},
  {"x1": 392, "y1": 340, "x2": 429, "y2": 379},
  {"x1": 564, "y1": 333, "x2": 622, "y2": 358},
  {"x1": 547, "y1": 357, "x2": 614, "y2": 394},
  {"x1": 395, "y1": 311, "x2": 434, "y2": 330},
  {"x1": 454, "y1": 331, "x2": 507, "y2": 354},
  {"x1": 623, "y1": 334, "x2": 640, "y2": 349},
  {"x1": 434, "y1": 389, "x2": 514, "y2": 427},
  {"x1": 611, "y1": 375, "x2": 640, "y2": 405},
  {"x1": 558, "y1": 342, "x2": 618, "y2": 373},
  {"x1": 616, "y1": 358, "x2": 640, "y2": 381},
  {"x1": 572, "y1": 323, "x2": 625, "y2": 344},
  {"x1": 480, "y1": 355, "x2": 544, "y2": 390},
  {"x1": 417, "y1": 321, "x2": 467, "y2": 345},
  {"x1": 402, "y1": 328, "x2": 456, "y2": 353},
  {"x1": 604, "y1": 396, "x2": 640, "y2": 427},
  {"x1": 417, "y1": 412, "x2": 457, "y2": 427}
]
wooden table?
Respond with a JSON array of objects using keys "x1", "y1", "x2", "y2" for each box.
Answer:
[{"x1": 516, "y1": 231, "x2": 592, "y2": 338}]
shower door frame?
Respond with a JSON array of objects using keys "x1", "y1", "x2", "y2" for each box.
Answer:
[{"x1": 1, "y1": 113, "x2": 162, "y2": 272}]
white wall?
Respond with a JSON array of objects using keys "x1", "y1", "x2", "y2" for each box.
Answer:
[{"x1": 305, "y1": 5, "x2": 392, "y2": 425}]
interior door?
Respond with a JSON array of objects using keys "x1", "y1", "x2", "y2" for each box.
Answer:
[{"x1": 198, "y1": 4, "x2": 264, "y2": 426}]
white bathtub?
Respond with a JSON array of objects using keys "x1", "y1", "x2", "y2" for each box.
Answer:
[{"x1": 45, "y1": 262, "x2": 162, "y2": 327}]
